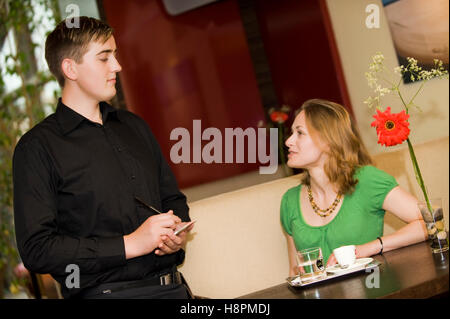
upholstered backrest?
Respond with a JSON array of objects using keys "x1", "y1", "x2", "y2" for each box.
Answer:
[{"x1": 179, "y1": 174, "x2": 300, "y2": 299}]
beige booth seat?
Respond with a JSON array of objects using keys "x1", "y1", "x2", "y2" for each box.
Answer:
[{"x1": 178, "y1": 137, "x2": 449, "y2": 299}]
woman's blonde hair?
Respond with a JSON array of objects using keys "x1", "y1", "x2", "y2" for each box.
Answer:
[{"x1": 298, "y1": 99, "x2": 373, "y2": 194}]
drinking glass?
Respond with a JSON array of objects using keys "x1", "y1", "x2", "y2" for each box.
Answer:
[{"x1": 296, "y1": 247, "x2": 326, "y2": 283}]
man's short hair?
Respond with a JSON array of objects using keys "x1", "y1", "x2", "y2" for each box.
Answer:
[{"x1": 45, "y1": 16, "x2": 113, "y2": 87}]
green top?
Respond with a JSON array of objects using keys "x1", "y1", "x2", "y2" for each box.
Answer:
[{"x1": 280, "y1": 165, "x2": 398, "y2": 264}]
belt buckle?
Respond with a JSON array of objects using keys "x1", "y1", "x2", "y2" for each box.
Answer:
[
  {"x1": 159, "y1": 271, "x2": 181, "y2": 285},
  {"x1": 160, "y1": 273, "x2": 173, "y2": 285}
]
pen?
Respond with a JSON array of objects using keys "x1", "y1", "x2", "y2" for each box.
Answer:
[
  {"x1": 135, "y1": 196, "x2": 195, "y2": 235},
  {"x1": 134, "y1": 196, "x2": 163, "y2": 214}
]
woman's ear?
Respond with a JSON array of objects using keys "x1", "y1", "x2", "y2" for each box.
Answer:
[{"x1": 61, "y1": 58, "x2": 77, "y2": 82}]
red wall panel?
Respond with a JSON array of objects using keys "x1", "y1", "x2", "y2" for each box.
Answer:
[
  {"x1": 102, "y1": 0, "x2": 265, "y2": 188},
  {"x1": 255, "y1": 0, "x2": 347, "y2": 116}
]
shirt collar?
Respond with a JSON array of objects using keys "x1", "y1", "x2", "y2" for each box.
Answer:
[{"x1": 55, "y1": 98, "x2": 120, "y2": 135}]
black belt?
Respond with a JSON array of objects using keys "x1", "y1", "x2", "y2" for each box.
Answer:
[{"x1": 78, "y1": 267, "x2": 183, "y2": 298}]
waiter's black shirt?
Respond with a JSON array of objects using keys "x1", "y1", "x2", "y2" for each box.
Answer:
[{"x1": 13, "y1": 99, "x2": 190, "y2": 298}]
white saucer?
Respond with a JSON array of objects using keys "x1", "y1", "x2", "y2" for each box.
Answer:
[{"x1": 326, "y1": 257, "x2": 374, "y2": 274}]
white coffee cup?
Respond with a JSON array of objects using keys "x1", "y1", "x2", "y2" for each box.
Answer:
[{"x1": 333, "y1": 245, "x2": 356, "y2": 268}]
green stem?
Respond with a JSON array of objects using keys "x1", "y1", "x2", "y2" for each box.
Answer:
[
  {"x1": 406, "y1": 138, "x2": 432, "y2": 213},
  {"x1": 407, "y1": 81, "x2": 425, "y2": 107},
  {"x1": 397, "y1": 90, "x2": 432, "y2": 212},
  {"x1": 396, "y1": 88, "x2": 410, "y2": 114}
]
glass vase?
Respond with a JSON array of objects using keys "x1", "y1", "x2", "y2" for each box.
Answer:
[{"x1": 418, "y1": 198, "x2": 449, "y2": 253}]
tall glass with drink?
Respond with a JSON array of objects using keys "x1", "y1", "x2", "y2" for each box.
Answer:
[{"x1": 296, "y1": 247, "x2": 326, "y2": 283}]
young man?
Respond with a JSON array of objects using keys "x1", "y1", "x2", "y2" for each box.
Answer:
[{"x1": 13, "y1": 16, "x2": 193, "y2": 299}]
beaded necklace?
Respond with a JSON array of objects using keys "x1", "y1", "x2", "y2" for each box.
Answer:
[{"x1": 306, "y1": 185, "x2": 342, "y2": 218}]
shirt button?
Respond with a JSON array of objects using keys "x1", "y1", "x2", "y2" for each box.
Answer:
[
  {"x1": 117, "y1": 147, "x2": 122, "y2": 152},
  {"x1": 131, "y1": 175, "x2": 136, "y2": 179}
]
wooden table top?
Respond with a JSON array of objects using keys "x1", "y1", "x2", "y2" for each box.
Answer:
[{"x1": 238, "y1": 241, "x2": 449, "y2": 299}]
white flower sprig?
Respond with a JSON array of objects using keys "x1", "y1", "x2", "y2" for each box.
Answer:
[{"x1": 364, "y1": 53, "x2": 448, "y2": 112}]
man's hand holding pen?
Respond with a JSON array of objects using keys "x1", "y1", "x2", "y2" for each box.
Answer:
[
  {"x1": 123, "y1": 209, "x2": 194, "y2": 260},
  {"x1": 123, "y1": 210, "x2": 179, "y2": 259}
]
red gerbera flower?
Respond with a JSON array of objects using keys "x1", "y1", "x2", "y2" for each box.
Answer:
[
  {"x1": 270, "y1": 111, "x2": 288, "y2": 124},
  {"x1": 371, "y1": 107, "x2": 410, "y2": 146}
]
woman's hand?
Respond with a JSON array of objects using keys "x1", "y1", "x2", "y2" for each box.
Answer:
[
  {"x1": 326, "y1": 253, "x2": 337, "y2": 268},
  {"x1": 327, "y1": 245, "x2": 365, "y2": 268}
]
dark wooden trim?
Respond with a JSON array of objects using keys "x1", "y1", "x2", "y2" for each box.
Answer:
[
  {"x1": 237, "y1": 0, "x2": 279, "y2": 117},
  {"x1": 30, "y1": 272, "x2": 42, "y2": 299}
]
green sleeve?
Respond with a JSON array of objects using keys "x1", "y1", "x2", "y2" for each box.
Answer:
[
  {"x1": 356, "y1": 165, "x2": 399, "y2": 210},
  {"x1": 280, "y1": 188, "x2": 295, "y2": 235}
]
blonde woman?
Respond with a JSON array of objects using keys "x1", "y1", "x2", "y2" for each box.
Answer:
[{"x1": 280, "y1": 99, "x2": 427, "y2": 276}]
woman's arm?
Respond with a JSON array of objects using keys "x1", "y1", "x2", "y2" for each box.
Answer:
[
  {"x1": 286, "y1": 235, "x2": 299, "y2": 276},
  {"x1": 356, "y1": 186, "x2": 428, "y2": 258}
]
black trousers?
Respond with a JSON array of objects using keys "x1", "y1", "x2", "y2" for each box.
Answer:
[{"x1": 79, "y1": 282, "x2": 190, "y2": 299}]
